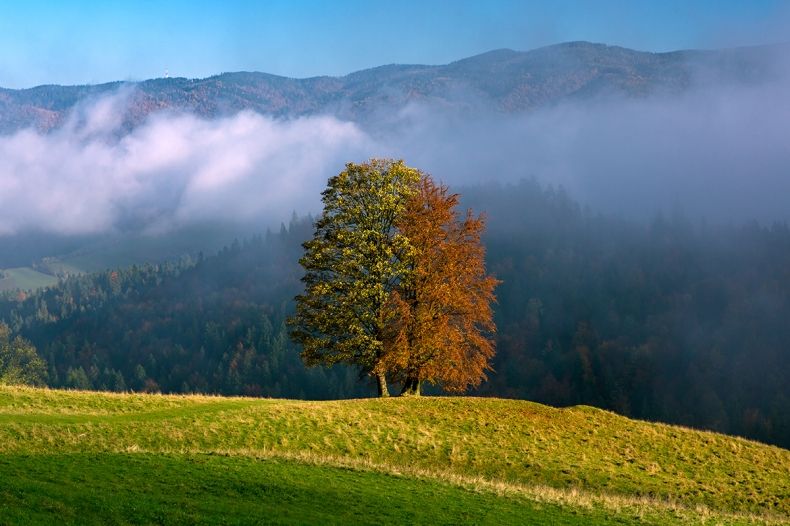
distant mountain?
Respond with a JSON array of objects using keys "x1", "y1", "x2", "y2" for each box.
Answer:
[{"x1": 0, "y1": 41, "x2": 787, "y2": 133}]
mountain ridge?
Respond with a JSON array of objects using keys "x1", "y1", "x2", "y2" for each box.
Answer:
[{"x1": 2, "y1": 40, "x2": 788, "y2": 133}]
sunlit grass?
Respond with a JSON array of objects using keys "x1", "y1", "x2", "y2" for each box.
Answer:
[{"x1": 0, "y1": 385, "x2": 787, "y2": 525}]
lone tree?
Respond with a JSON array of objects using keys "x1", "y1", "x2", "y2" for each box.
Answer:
[
  {"x1": 289, "y1": 159, "x2": 420, "y2": 396},
  {"x1": 382, "y1": 176, "x2": 499, "y2": 395},
  {"x1": 290, "y1": 158, "x2": 498, "y2": 397},
  {"x1": 0, "y1": 323, "x2": 47, "y2": 386}
]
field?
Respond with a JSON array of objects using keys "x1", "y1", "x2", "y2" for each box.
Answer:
[
  {"x1": 0, "y1": 386, "x2": 788, "y2": 525},
  {"x1": 0, "y1": 268, "x2": 59, "y2": 292}
]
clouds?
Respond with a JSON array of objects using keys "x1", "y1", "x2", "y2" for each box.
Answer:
[
  {"x1": 0, "y1": 92, "x2": 374, "y2": 235},
  {"x1": 2, "y1": 57, "x2": 790, "y2": 239},
  {"x1": 377, "y1": 65, "x2": 790, "y2": 223}
]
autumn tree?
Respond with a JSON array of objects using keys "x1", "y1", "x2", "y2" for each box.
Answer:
[
  {"x1": 288, "y1": 159, "x2": 420, "y2": 397},
  {"x1": 382, "y1": 176, "x2": 499, "y2": 395}
]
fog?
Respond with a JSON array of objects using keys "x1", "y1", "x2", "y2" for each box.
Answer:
[
  {"x1": 390, "y1": 77, "x2": 790, "y2": 223},
  {"x1": 1, "y1": 54, "x2": 790, "y2": 236},
  {"x1": 0, "y1": 91, "x2": 373, "y2": 236}
]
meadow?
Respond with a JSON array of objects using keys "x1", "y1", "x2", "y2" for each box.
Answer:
[
  {"x1": 0, "y1": 268, "x2": 59, "y2": 293},
  {"x1": 0, "y1": 385, "x2": 788, "y2": 525}
]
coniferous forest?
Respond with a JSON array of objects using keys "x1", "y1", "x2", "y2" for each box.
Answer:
[{"x1": 1, "y1": 179, "x2": 788, "y2": 448}]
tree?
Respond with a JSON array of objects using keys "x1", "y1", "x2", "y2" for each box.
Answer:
[
  {"x1": 65, "y1": 366, "x2": 91, "y2": 390},
  {"x1": 382, "y1": 176, "x2": 499, "y2": 395},
  {"x1": 0, "y1": 322, "x2": 47, "y2": 386},
  {"x1": 289, "y1": 159, "x2": 421, "y2": 396}
]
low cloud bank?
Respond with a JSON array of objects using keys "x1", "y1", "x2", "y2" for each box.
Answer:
[
  {"x1": 385, "y1": 77, "x2": 790, "y2": 223},
  {"x1": 0, "y1": 92, "x2": 373, "y2": 235},
  {"x1": 2, "y1": 62, "x2": 790, "y2": 236}
]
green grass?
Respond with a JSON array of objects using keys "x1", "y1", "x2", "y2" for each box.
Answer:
[
  {"x1": 0, "y1": 453, "x2": 641, "y2": 526},
  {"x1": 0, "y1": 386, "x2": 788, "y2": 525},
  {"x1": 0, "y1": 267, "x2": 59, "y2": 292}
]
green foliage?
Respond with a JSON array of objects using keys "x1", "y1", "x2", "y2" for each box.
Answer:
[
  {"x1": 0, "y1": 323, "x2": 47, "y2": 386},
  {"x1": 65, "y1": 367, "x2": 91, "y2": 390},
  {"x1": 289, "y1": 159, "x2": 421, "y2": 382},
  {"x1": 0, "y1": 220, "x2": 373, "y2": 399},
  {"x1": 0, "y1": 224, "x2": 366, "y2": 400}
]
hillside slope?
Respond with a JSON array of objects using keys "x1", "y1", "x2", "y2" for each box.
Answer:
[
  {"x1": 0, "y1": 386, "x2": 787, "y2": 524},
  {"x1": 4, "y1": 191, "x2": 790, "y2": 449},
  {"x1": 1, "y1": 41, "x2": 787, "y2": 133}
]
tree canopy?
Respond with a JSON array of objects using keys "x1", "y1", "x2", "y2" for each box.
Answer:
[
  {"x1": 0, "y1": 322, "x2": 47, "y2": 386},
  {"x1": 289, "y1": 159, "x2": 498, "y2": 396},
  {"x1": 383, "y1": 176, "x2": 499, "y2": 395},
  {"x1": 288, "y1": 159, "x2": 422, "y2": 396}
]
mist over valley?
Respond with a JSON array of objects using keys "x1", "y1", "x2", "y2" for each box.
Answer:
[{"x1": 2, "y1": 41, "x2": 790, "y2": 244}]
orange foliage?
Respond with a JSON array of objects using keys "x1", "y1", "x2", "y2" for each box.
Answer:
[{"x1": 383, "y1": 176, "x2": 500, "y2": 393}]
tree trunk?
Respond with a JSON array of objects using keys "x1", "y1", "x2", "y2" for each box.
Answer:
[
  {"x1": 400, "y1": 376, "x2": 421, "y2": 396},
  {"x1": 376, "y1": 372, "x2": 390, "y2": 398}
]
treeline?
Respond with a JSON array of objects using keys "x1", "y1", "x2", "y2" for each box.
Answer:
[
  {"x1": 0, "y1": 223, "x2": 366, "y2": 400},
  {"x1": 468, "y1": 181, "x2": 790, "y2": 447},
  {"x1": 1, "y1": 180, "x2": 789, "y2": 447}
]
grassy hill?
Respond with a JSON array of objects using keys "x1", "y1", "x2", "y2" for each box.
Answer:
[{"x1": 0, "y1": 386, "x2": 787, "y2": 525}]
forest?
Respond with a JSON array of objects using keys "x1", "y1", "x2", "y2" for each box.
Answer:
[{"x1": 1, "y1": 178, "x2": 788, "y2": 448}]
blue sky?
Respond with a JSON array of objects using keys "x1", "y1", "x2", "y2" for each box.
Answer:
[{"x1": 0, "y1": 0, "x2": 787, "y2": 88}]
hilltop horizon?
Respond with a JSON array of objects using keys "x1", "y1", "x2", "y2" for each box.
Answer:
[{"x1": 3, "y1": 39, "x2": 790, "y2": 90}]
